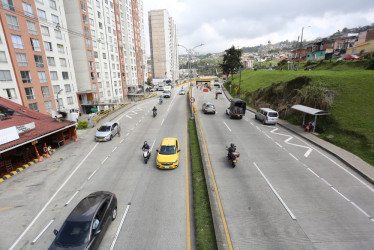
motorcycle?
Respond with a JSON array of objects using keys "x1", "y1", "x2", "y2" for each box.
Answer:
[
  {"x1": 141, "y1": 148, "x2": 151, "y2": 164},
  {"x1": 153, "y1": 110, "x2": 157, "y2": 117},
  {"x1": 159, "y1": 98, "x2": 163, "y2": 104},
  {"x1": 226, "y1": 145, "x2": 240, "y2": 168}
]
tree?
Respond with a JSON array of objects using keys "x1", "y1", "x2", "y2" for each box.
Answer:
[{"x1": 219, "y1": 46, "x2": 242, "y2": 80}]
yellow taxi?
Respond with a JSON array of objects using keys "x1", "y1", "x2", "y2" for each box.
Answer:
[{"x1": 156, "y1": 138, "x2": 180, "y2": 169}]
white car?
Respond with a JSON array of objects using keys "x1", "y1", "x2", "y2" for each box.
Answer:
[
  {"x1": 95, "y1": 122, "x2": 120, "y2": 141},
  {"x1": 163, "y1": 90, "x2": 171, "y2": 98},
  {"x1": 179, "y1": 89, "x2": 186, "y2": 95}
]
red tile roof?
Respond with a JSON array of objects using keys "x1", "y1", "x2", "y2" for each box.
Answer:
[{"x1": 0, "y1": 97, "x2": 75, "y2": 152}]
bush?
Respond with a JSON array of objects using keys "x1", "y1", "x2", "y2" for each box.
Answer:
[
  {"x1": 77, "y1": 121, "x2": 88, "y2": 129},
  {"x1": 366, "y1": 58, "x2": 374, "y2": 70}
]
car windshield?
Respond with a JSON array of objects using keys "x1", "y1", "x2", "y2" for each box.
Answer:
[
  {"x1": 159, "y1": 145, "x2": 176, "y2": 155},
  {"x1": 98, "y1": 126, "x2": 110, "y2": 132},
  {"x1": 269, "y1": 112, "x2": 278, "y2": 117},
  {"x1": 206, "y1": 105, "x2": 214, "y2": 108},
  {"x1": 55, "y1": 221, "x2": 91, "y2": 246}
]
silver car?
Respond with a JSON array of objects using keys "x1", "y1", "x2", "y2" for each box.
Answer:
[
  {"x1": 95, "y1": 122, "x2": 120, "y2": 141},
  {"x1": 255, "y1": 108, "x2": 279, "y2": 125}
]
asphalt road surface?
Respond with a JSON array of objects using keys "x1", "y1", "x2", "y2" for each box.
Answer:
[
  {"x1": 0, "y1": 86, "x2": 194, "y2": 250},
  {"x1": 194, "y1": 86, "x2": 374, "y2": 249}
]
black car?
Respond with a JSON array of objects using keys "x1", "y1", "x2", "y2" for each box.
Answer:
[{"x1": 49, "y1": 191, "x2": 117, "y2": 250}]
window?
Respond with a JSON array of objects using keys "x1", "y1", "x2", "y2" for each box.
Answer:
[
  {"x1": 5, "y1": 88, "x2": 17, "y2": 99},
  {"x1": 34, "y1": 55, "x2": 44, "y2": 68},
  {"x1": 90, "y1": 72, "x2": 95, "y2": 80},
  {"x1": 2, "y1": 0, "x2": 15, "y2": 11},
  {"x1": 59, "y1": 58, "x2": 66, "y2": 66},
  {"x1": 25, "y1": 87, "x2": 36, "y2": 99},
  {"x1": 89, "y1": 61, "x2": 95, "y2": 70},
  {"x1": 102, "y1": 53, "x2": 106, "y2": 59},
  {"x1": 97, "y1": 72, "x2": 101, "y2": 79},
  {"x1": 88, "y1": 7, "x2": 93, "y2": 14},
  {"x1": 57, "y1": 44, "x2": 64, "y2": 53},
  {"x1": 51, "y1": 14, "x2": 59, "y2": 24},
  {"x1": 87, "y1": 50, "x2": 93, "y2": 59},
  {"x1": 81, "y1": 1, "x2": 86, "y2": 12},
  {"x1": 82, "y1": 14, "x2": 88, "y2": 24},
  {"x1": 41, "y1": 86, "x2": 51, "y2": 98},
  {"x1": 55, "y1": 29, "x2": 62, "y2": 39},
  {"x1": 37, "y1": 9, "x2": 46, "y2": 20},
  {"x1": 0, "y1": 51, "x2": 7, "y2": 63},
  {"x1": 41, "y1": 26, "x2": 50, "y2": 36},
  {"x1": 26, "y1": 21, "x2": 38, "y2": 35},
  {"x1": 6, "y1": 14, "x2": 19, "y2": 30},
  {"x1": 22, "y1": 2, "x2": 34, "y2": 17},
  {"x1": 62, "y1": 72, "x2": 69, "y2": 80},
  {"x1": 64, "y1": 84, "x2": 71, "y2": 92},
  {"x1": 28, "y1": 102, "x2": 39, "y2": 111},
  {"x1": 15, "y1": 53, "x2": 28, "y2": 67},
  {"x1": 47, "y1": 56, "x2": 55, "y2": 66},
  {"x1": 38, "y1": 71, "x2": 47, "y2": 83},
  {"x1": 99, "y1": 22, "x2": 103, "y2": 29},
  {"x1": 97, "y1": 11, "x2": 101, "y2": 18},
  {"x1": 84, "y1": 27, "x2": 90, "y2": 37},
  {"x1": 0, "y1": 70, "x2": 12, "y2": 81},
  {"x1": 31, "y1": 38, "x2": 41, "y2": 51},
  {"x1": 53, "y1": 85, "x2": 60, "y2": 93},
  {"x1": 50, "y1": 71, "x2": 58, "y2": 80},
  {"x1": 11, "y1": 34, "x2": 24, "y2": 49},
  {"x1": 20, "y1": 71, "x2": 32, "y2": 83},
  {"x1": 36, "y1": 0, "x2": 43, "y2": 3},
  {"x1": 44, "y1": 100, "x2": 53, "y2": 112},
  {"x1": 44, "y1": 41, "x2": 52, "y2": 51},
  {"x1": 49, "y1": 0, "x2": 57, "y2": 9},
  {"x1": 94, "y1": 51, "x2": 98, "y2": 58},
  {"x1": 86, "y1": 39, "x2": 91, "y2": 48},
  {"x1": 67, "y1": 96, "x2": 73, "y2": 105}
]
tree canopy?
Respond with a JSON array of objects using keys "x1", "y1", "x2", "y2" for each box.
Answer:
[{"x1": 219, "y1": 46, "x2": 242, "y2": 77}]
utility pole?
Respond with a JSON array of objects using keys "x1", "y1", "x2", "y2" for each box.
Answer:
[
  {"x1": 298, "y1": 26, "x2": 311, "y2": 69},
  {"x1": 177, "y1": 43, "x2": 204, "y2": 80}
]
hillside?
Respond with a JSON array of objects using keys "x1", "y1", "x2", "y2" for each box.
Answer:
[{"x1": 224, "y1": 60, "x2": 374, "y2": 166}]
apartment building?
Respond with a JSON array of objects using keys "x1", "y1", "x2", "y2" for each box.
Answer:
[
  {"x1": 148, "y1": 9, "x2": 178, "y2": 82},
  {"x1": 0, "y1": 0, "x2": 79, "y2": 114}
]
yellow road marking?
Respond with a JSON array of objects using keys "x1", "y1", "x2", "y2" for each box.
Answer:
[
  {"x1": 185, "y1": 99, "x2": 191, "y2": 250},
  {"x1": 0, "y1": 207, "x2": 12, "y2": 211},
  {"x1": 195, "y1": 104, "x2": 233, "y2": 250},
  {"x1": 4, "y1": 187, "x2": 20, "y2": 190}
]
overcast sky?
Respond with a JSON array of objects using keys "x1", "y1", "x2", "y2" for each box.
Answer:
[{"x1": 142, "y1": 0, "x2": 374, "y2": 55}]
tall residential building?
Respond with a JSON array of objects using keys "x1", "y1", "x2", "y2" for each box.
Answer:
[
  {"x1": 148, "y1": 9, "x2": 178, "y2": 82},
  {"x1": 0, "y1": 0, "x2": 79, "y2": 114}
]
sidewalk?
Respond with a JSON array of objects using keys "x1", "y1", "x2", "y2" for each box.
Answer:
[{"x1": 223, "y1": 87, "x2": 374, "y2": 185}]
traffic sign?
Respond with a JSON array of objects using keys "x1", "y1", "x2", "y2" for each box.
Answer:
[{"x1": 190, "y1": 97, "x2": 195, "y2": 103}]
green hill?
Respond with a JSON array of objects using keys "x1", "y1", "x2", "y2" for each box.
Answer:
[{"x1": 225, "y1": 60, "x2": 374, "y2": 166}]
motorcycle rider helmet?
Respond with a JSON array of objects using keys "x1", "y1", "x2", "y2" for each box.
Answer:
[
  {"x1": 144, "y1": 141, "x2": 148, "y2": 145},
  {"x1": 230, "y1": 143, "x2": 235, "y2": 148}
]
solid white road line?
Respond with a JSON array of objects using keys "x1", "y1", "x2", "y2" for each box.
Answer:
[
  {"x1": 223, "y1": 121, "x2": 231, "y2": 132},
  {"x1": 65, "y1": 190, "x2": 79, "y2": 206},
  {"x1": 31, "y1": 219, "x2": 54, "y2": 245},
  {"x1": 110, "y1": 203, "x2": 131, "y2": 250},
  {"x1": 9, "y1": 143, "x2": 99, "y2": 250},
  {"x1": 254, "y1": 162, "x2": 296, "y2": 220}
]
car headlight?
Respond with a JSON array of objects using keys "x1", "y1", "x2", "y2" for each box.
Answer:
[{"x1": 173, "y1": 159, "x2": 178, "y2": 163}]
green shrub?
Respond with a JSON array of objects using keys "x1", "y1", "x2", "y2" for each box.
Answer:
[
  {"x1": 366, "y1": 58, "x2": 374, "y2": 70},
  {"x1": 77, "y1": 121, "x2": 88, "y2": 129}
]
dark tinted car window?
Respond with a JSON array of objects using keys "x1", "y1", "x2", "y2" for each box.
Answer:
[
  {"x1": 98, "y1": 126, "x2": 110, "y2": 132},
  {"x1": 55, "y1": 221, "x2": 90, "y2": 246},
  {"x1": 160, "y1": 145, "x2": 176, "y2": 155},
  {"x1": 206, "y1": 104, "x2": 214, "y2": 108},
  {"x1": 268, "y1": 112, "x2": 278, "y2": 117}
]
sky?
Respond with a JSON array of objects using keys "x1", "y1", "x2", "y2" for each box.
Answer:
[{"x1": 142, "y1": 0, "x2": 374, "y2": 55}]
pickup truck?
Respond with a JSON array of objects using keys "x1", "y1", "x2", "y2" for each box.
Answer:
[{"x1": 226, "y1": 98, "x2": 246, "y2": 119}]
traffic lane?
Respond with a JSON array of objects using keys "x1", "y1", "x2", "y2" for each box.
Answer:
[
  {"x1": 197, "y1": 110, "x2": 315, "y2": 249},
  {"x1": 212, "y1": 111, "x2": 374, "y2": 248},
  {"x1": 244, "y1": 114, "x2": 374, "y2": 222},
  {"x1": 112, "y1": 93, "x2": 189, "y2": 249},
  {"x1": 3, "y1": 104, "x2": 155, "y2": 249}
]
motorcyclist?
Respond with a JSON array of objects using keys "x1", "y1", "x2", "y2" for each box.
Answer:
[
  {"x1": 227, "y1": 143, "x2": 236, "y2": 160},
  {"x1": 142, "y1": 141, "x2": 150, "y2": 151},
  {"x1": 152, "y1": 106, "x2": 157, "y2": 112},
  {"x1": 215, "y1": 92, "x2": 218, "y2": 99},
  {"x1": 159, "y1": 96, "x2": 163, "y2": 104}
]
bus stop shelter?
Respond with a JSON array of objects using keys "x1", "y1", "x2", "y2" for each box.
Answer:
[{"x1": 291, "y1": 104, "x2": 330, "y2": 132}]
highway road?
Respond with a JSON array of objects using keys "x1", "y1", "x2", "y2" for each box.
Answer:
[
  {"x1": 194, "y1": 85, "x2": 374, "y2": 249},
  {"x1": 0, "y1": 86, "x2": 193, "y2": 249}
]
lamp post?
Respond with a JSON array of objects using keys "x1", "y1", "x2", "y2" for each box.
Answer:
[
  {"x1": 177, "y1": 43, "x2": 204, "y2": 80},
  {"x1": 298, "y1": 26, "x2": 311, "y2": 69},
  {"x1": 56, "y1": 89, "x2": 63, "y2": 111}
]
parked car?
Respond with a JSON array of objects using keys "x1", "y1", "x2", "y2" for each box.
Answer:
[
  {"x1": 95, "y1": 122, "x2": 120, "y2": 142},
  {"x1": 179, "y1": 89, "x2": 186, "y2": 95},
  {"x1": 49, "y1": 191, "x2": 117, "y2": 250},
  {"x1": 156, "y1": 137, "x2": 180, "y2": 169},
  {"x1": 255, "y1": 108, "x2": 279, "y2": 125},
  {"x1": 163, "y1": 90, "x2": 171, "y2": 98},
  {"x1": 226, "y1": 98, "x2": 246, "y2": 119},
  {"x1": 202, "y1": 102, "x2": 216, "y2": 114},
  {"x1": 344, "y1": 54, "x2": 360, "y2": 60}
]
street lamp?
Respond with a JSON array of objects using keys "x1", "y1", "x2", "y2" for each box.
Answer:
[
  {"x1": 56, "y1": 89, "x2": 63, "y2": 111},
  {"x1": 298, "y1": 26, "x2": 311, "y2": 69},
  {"x1": 177, "y1": 43, "x2": 204, "y2": 79}
]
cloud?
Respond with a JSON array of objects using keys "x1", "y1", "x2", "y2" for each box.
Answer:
[{"x1": 143, "y1": 0, "x2": 374, "y2": 54}]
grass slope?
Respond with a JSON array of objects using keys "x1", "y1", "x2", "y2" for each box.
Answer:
[{"x1": 226, "y1": 66, "x2": 374, "y2": 166}]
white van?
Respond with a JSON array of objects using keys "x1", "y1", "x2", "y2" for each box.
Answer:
[{"x1": 255, "y1": 108, "x2": 279, "y2": 125}]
